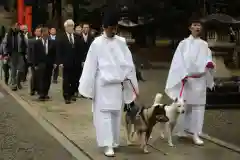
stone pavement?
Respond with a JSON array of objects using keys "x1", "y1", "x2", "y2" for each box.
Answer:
[{"x1": 1, "y1": 69, "x2": 240, "y2": 160}]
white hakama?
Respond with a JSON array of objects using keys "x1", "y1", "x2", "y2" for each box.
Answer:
[
  {"x1": 165, "y1": 35, "x2": 215, "y2": 137},
  {"x1": 78, "y1": 33, "x2": 139, "y2": 147}
]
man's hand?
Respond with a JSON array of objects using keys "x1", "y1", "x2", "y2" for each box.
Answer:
[
  {"x1": 206, "y1": 62, "x2": 214, "y2": 69},
  {"x1": 34, "y1": 66, "x2": 38, "y2": 70},
  {"x1": 3, "y1": 56, "x2": 9, "y2": 60},
  {"x1": 182, "y1": 77, "x2": 188, "y2": 83},
  {"x1": 59, "y1": 64, "x2": 64, "y2": 68}
]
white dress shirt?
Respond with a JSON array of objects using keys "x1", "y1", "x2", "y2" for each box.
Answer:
[{"x1": 82, "y1": 33, "x2": 88, "y2": 42}]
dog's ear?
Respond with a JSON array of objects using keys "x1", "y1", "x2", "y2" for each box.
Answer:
[
  {"x1": 174, "y1": 98, "x2": 178, "y2": 102},
  {"x1": 162, "y1": 104, "x2": 167, "y2": 109},
  {"x1": 157, "y1": 104, "x2": 166, "y2": 108}
]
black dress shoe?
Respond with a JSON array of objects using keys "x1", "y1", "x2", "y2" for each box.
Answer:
[
  {"x1": 71, "y1": 97, "x2": 77, "y2": 101},
  {"x1": 17, "y1": 84, "x2": 22, "y2": 90},
  {"x1": 45, "y1": 95, "x2": 50, "y2": 100},
  {"x1": 38, "y1": 96, "x2": 45, "y2": 101},
  {"x1": 65, "y1": 100, "x2": 71, "y2": 104},
  {"x1": 11, "y1": 86, "x2": 17, "y2": 91},
  {"x1": 30, "y1": 92, "x2": 35, "y2": 96}
]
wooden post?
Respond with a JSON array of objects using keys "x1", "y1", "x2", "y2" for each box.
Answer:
[{"x1": 17, "y1": 0, "x2": 25, "y2": 25}]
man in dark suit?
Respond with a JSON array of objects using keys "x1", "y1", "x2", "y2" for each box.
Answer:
[
  {"x1": 28, "y1": 26, "x2": 41, "y2": 95},
  {"x1": 76, "y1": 23, "x2": 94, "y2": 98},
  {"x1": 81, "y1": 23, "x2": 94, "y2": 61},
  {"x1": 21, "y1": 24, "x2": 32, "y2": 82},
  {"x1": 33, "y1": 27, "x2": 57, "y2": 101},
  {"x1": 49, "y1": 27, "x2": 59, "y2": 83},
  {"x1": 57, "y1": 19, "x2": 84, "y2": 104}
]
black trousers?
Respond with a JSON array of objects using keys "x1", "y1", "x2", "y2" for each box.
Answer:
[
  {"x1": 30, "y1": 66, "x2": 38, "y2": 93},
  {"x1": 2, "y1": 62, "x2": 10, "y2": 84},
  {"x1": 37, "y1": 63, "x2": 53, "y2": 97},
  {"x1": 74, "y1": 65, "x2": 82, "y2": 94},
  {"x1": 23, "y1": 56, "x2": 29, "y2": 81},
  {"x1": 62, "y1": 66, "x2": 76, "y2": 100},
  {"x1": 52, "y1": 65, "x2": 59, "y2": 81}
]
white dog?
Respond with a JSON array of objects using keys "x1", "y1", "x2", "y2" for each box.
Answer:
[{"x1": 159, "y1": 97, "x2": 185, "y2": 147}]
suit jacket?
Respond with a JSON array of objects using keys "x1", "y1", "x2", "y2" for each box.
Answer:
[
  {"x1": 27, "y1": 37, "x2": 39, "y2": 64},
  {"x1": 6, "y1": 30, "x2": 27, "y2": 55},
  {"x1": 80, "y1": 33, "x2": 94, "y2": 61},
  {"x1": 56, "y1": 32, "x2": 84, "y2": 67},
  {"x1": 33, "y1": 38, "x2": 56, "y2": 66}
]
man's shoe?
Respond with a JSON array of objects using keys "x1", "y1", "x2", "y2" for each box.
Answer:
[
  {"x1": 11, "y1": 85, "x2": 17, "y2": 91},
  {"x1": 17, "y1": 84, "x2": 22, "y2": 90},
  {"x1": 30, "y1": 91, "x2": 35, "y2": 96},
  {"x1": 45, "y1": 95, "x2": 50, "y2": 100},
  {"x1": 193, "y1": 135, "x2": 204, "y2": 146},
  {"x1": 71, "y1": 97, "x2": 77, "y2": 101},
  {"x1": 65, "y1": 100, "x2": 71, "y2": 104},
  {"x1": 104, "y1": 147, "x2": 115, "y2": 157},
  {"x1": 38, "y1": 96, "x2": 45, "y2": 101}
]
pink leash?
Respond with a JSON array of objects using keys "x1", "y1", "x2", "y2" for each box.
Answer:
[
  {"x1": 125, "y1": 79, "x2": 137, "y2": 97},
  {"x1": 179, "y1": 75, "x2": 201, "y2": 98}
]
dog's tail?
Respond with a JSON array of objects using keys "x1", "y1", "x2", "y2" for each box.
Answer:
[{"x1": 153, "y1": 93, "x2": 163, "y2": 106}]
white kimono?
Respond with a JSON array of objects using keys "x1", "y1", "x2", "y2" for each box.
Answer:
[
  {"x1": 165, "y1": 35, "x2": 215, "y2": 104},
  {"x1": 165, "y1": 35, "x2": 215, "y2": 134},
  {"x1": 78, "y1": 33, "x2": 139, "y2": 147}
]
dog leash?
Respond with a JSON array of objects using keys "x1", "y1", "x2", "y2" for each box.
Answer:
[
  {"x1": 124, "y1": 79, "x2": 149, "y2": 125},
  {"x1": 125, "y1": 79, "x2": 138, "y2": 97},
  {"x1": 179, "y1": 75, "x2": 201, "y2": 98}
]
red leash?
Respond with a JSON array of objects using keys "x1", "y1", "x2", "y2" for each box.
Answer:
[
  {"x1": 125, "y1": 79, "x2": 137, "y2": 97},
  {"x1": 179, "y1": 75, "x2": 201, "y2": 98}
]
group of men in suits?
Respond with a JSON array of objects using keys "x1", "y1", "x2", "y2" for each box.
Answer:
[{"x1": 27, "y1": 20, "x2": 94, "y2": 103}]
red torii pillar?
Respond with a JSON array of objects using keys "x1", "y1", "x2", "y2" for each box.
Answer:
[
  {"x1": 17, "y1": 0, "x2": 24, "y2": 25},
  {"x1": 25, "y1": 6, "x2": 32, "y2": 32}
]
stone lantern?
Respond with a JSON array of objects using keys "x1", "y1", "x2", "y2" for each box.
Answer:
[{"x1": 202, "y1": 14, "x2": 240, "y2": 109}]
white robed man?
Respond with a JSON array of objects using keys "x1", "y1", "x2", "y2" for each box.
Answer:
[
  {"x1": 78, "y1": 10, "x2": 139, "y2": 157},
  {"x1": 165, "y1": 17, "x2": 215, "y2": 145}
]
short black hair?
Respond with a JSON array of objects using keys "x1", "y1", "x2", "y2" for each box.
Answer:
[
  {"x1": 188, "y1": 13, "x2": 202, "y2": 27},
  {"x1": 35, "y1": 25, "x2": 42, "y2": 30}
]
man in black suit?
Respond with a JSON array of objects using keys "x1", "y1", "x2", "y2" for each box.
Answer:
[
  {"x1": 81, "y1": 23, "x2": 94, "y2": 61},
  {"x1": 28, "y1": 26, "x2": 41, "y2": 95},
  {"x1": 49, "y1": 27, "x2": 59, "y2": 83},
  {"x1": 33, "y1": 27, "x2": 57, "y2": 101},
  {"x1": 76, "y1": 23, "x2": 94, "y2": 98},
  {"x1": 57, "y1": 19, "x2": 84, "y2": 104},
  {"x1": 21, "y1": 24, "x2": 32, "y2": 82}
]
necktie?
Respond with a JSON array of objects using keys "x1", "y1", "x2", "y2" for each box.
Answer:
[
  {"x1": 69, "y1": 34, "x2": 73, "y2": 44},
  {"x1": 44, "y1": 39, "x2": 47, "y2": 54}
]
